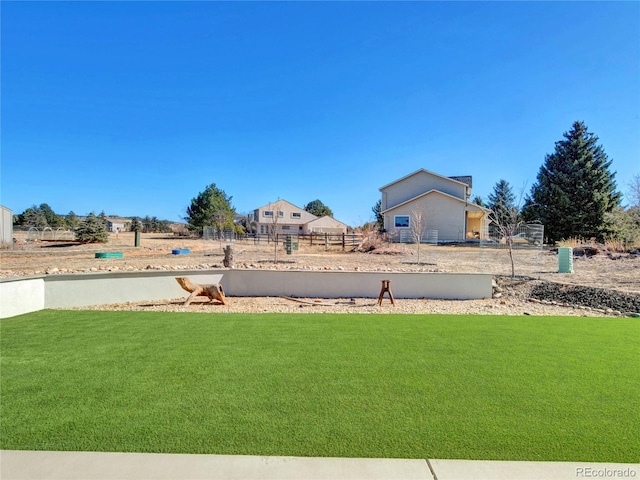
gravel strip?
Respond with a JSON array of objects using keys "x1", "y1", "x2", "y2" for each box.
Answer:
[{"x1": 65, "y1": 295, "x2": 634, "y2": 317}]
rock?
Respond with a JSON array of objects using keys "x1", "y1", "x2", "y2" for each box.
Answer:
[
  {"x1": 46, "y1": 267, "x2": 59, "y2": 274},
  {"x1": 529, "y1": 282, "x2": 640, "y2": 314}
]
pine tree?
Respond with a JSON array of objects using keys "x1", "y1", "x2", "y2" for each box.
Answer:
[
  {"x1": 98, "y1": 211, "x2": 108, "y2": 226},
  {"x1": 304, "y1": 199, "x2": 333, "y2": 217},
  {"x1": 39, "y1": 203, "x2": 63, "y2": 227},
  {"x1": 150, "y1": 216, "x2": 159, "y2": 233},
  {"x1": 142, "y1": 216, "x2": 152, "y2": 233},
  {"x1": 185, "y1": 183, "x2": 236, "y2": 233},
  {"x1": 21, "y1": 206, "x2": 48, "y2": 228},
  {"x1": 487, "y1": 180, "x2": 516, "y2": 227},
  {"x1": 75, "y1": 212, "x2": 109, "y2": 243},
  {"x1": 522, "y1": 121, "x2": 621, "y2": 243},
  {"x1": 471, "y1": 195, "x2": 485, "y2": 207},
  {"x1": 66, "y1": 211, "x2": 79, "y2": 229},
  {"x1": 130, "y1": 217, "x2": 142, "y2": 232},
  {"x1": 372, "y1": 200, "x2": 383, "y2": 230}
]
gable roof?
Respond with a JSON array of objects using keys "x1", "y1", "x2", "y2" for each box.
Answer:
[
  {"x1": 254, "y1": 199, "x2": 318, "y2": 224},
  {"x1": 379, "y1": 168, "x2": 470, "y2": 191},
  {"x1": 254, "y1": 199, "x2": 309, "y2": 213},
  {"x1": 381, "y1": 189, "x2": 490, "y2": 214},
  {"x1": 306, "y1": 216, "x2": 349, "y2": 228}
]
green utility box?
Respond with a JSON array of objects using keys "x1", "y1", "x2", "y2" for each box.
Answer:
[
  {"x1": 558, "y1": 247, "x2": 574, "y2": 273},
  {"x1": 284, "y1": 235, "x2": 299, "y2": 255},
  {"x1": 134, "y1": 231, "x2": 141, "y2": 247}
]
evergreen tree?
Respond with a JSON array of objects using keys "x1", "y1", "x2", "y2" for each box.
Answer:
[
  {"x1": 158, "y1": 220, "x2": 172, "y2": 233},
  {"x1": 185, "y1": 183, "x2": 236, "y2": 233},
  {"x1": 21, "y1": 206, "x2": 48, "y2": 228},
  {"x1": 522, "y1": 121, "x2": 621, "y2": 243},
  {"x1": 304, "y1": 199, "x2": 333, "y2": 217},
  {"x1": 75, "y1": 212, "x2": 109, "y2": 243},
  {"x1": 471, "y1": 195, "x2": 485, "y2": 207},
  {"x1": 372, "y1": 199, "x2": 383, "y2": 230},
  {"x1": 142, "y1": 215, "x2": 152, "y2": 233},
  {"x1": 487, "y1": 180, "x2": 516, "y2": 227},
  {"x1": 39, "y1": 203, "x2": 63, "y2": 227},
  {"x1": 130, "y1": 217, "x2": 142, "y2": 232},
  {"x1": 66, "y1": 211, "x2": 79, "y2": 229}
]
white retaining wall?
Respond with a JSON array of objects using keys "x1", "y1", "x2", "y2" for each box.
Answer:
[
  {"x1": 44, "y1": 271, "x2": 224, "y2": 309},
  {"x1": 0, "y1": 278, "x2": 46, "y2": 318},
  {"x1": 0, "y1": 269, "x2": 492, "y2": 318}
]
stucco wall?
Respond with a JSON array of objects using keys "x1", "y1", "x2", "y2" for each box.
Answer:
[
  {"x1": 1, "y1": 269, "x2": 492, "y2": 318},
  {"x1": 224, "y1": 270, "x2": 491, "y2": 300},
  {"x1": 0, "y1": 278, "x2": 45, "y2": 318},
  {"x1": 1, "y1": 205, "x2": 13, "y2": 247},
  {"x1": 385, "y1": 193, "x2": 466, "y2": 242},
  {"x1": 44, "y1": 271, "x2": 224, "y2": 309}
]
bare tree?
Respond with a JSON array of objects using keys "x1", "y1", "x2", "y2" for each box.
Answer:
[
  {"x1": 488, "y1": 204, "x2": 523, "y2": 278},
  {"x1": 266, "y1": 201, "x2": 282, "y2": 263},
  {"x1": 410, "y1": 207, "x2": 426, "y2": 265},
  {"x1": 215, "y1": 211, "x2": 229, "y2": 250}
]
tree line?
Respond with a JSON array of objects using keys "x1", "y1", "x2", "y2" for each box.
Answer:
[{"x1": 13, "y1": 205, "x2": 175, "y2": 243}]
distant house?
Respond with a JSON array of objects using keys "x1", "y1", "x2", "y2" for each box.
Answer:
[
  {"x1": 251, "y1": 199, "x2": 348, "y2": 236},
  {"x1": 379, "y1": 169, "x2": 490, "y2": 242},
  {"x1": 304, "y1": 215, "x2": 349, "y2": 234},
  {"x1": 106, "y1": 217, "x2": 129, "y2": 233}
]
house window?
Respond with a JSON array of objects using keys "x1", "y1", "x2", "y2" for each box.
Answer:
[
  {"x1": 282, "y1": 225, "x2": 291, "y2": 230},
  {"x1": 291, "y1": 212, "x2": 301, "y2": 218},
  {"x1": 394, "y1": 215, "x2": 410, "y2": 228},
  {"x1": 278, "y1": 211, "x2": 284, "y2": 217},
  {"x1": 263, "y1": 211, "x2": 273, "y2": 217}
]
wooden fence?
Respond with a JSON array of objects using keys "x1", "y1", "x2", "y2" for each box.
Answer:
[{"x1": 223, "y1": 233, "x2": 362, "y2": 250}]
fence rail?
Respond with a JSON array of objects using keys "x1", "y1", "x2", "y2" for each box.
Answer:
[
  {"x1": 203, "y1": 232, "x2": 363, "y2": 250},
  {"x1": 481, "y1": 223, "x2": 545, "y2": 250}
]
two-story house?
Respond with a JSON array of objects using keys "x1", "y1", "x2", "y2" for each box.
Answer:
[
  {"x1": 251, "y1": 199, "x2": 348, "y2": 235},
  {"x1": 379, "y1": 169, "x2": 490, "y2": 242}
]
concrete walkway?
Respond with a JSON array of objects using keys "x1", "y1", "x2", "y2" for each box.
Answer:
[{"x1": 1, "y1": 451, "x2": 638, "y2": 480}]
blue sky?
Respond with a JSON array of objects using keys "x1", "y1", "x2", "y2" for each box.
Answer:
[{"x1": 2, "y1": 1, "x2": 638, "y2": 226}]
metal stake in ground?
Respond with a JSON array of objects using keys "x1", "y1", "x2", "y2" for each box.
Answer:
[{"x1": 377, "y1": 279, "x2": 395, "y2": 306}]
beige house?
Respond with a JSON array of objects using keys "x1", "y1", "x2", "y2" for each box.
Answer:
[
  {"x1": 380, "y1": 169, "x2": 490, "y2": 242},
  {"x1": 106, "y1": 217, "x2": 128, "y2": 233},
  {"x1": 252, "y1": 199, "x2": 348, "y2": 235},
  {"x1": 304, "y1": 215, "x2": 349, "y2": 234}
]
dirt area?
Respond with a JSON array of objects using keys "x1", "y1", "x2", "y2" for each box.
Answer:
[{"x1": 2, "y1": 231, "x2": 639, "y2": 316}]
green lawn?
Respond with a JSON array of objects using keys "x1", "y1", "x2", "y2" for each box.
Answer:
[{"x1": 1, "y1": 310, "x2": 638, "y2": 462}]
